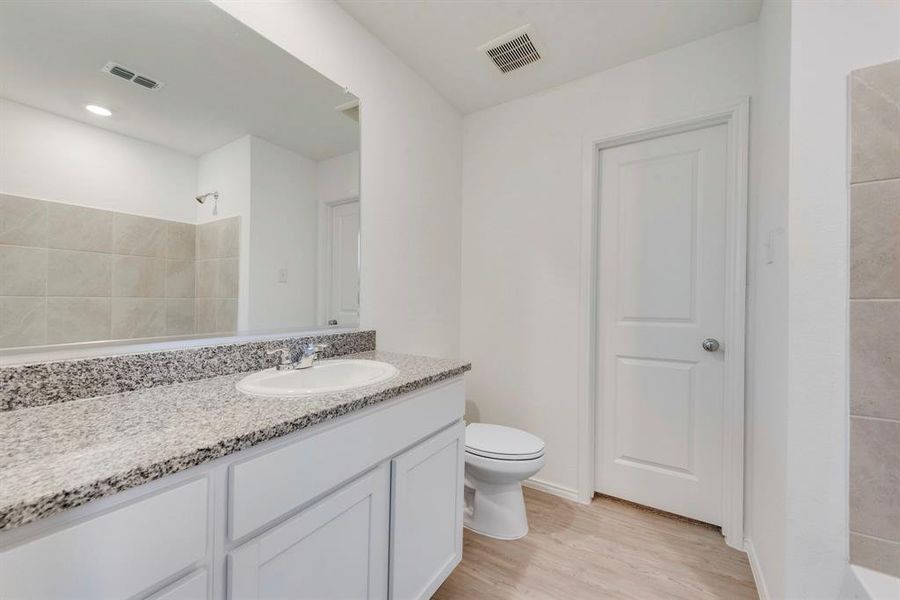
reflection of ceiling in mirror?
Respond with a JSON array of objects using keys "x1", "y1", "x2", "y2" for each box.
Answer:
[{"x1": 0, "y1": 1, "x2": 359, "y2": 160}]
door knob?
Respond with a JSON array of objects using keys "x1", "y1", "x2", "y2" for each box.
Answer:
[{"x1": 702, "y1": 338, "x2": 720, "y2": 352}]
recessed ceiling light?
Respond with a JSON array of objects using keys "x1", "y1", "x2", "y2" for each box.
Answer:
[{"x1": 85, "y1": 104, "x2": 112, "y2": 117}]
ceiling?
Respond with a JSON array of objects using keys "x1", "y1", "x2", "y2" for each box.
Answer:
[
  {"x1": 0, "y1": 1, "x2": 359, "y2": 159},
  {"x1": 338, "y1": 0, "x2": 762, "y2": 114}
]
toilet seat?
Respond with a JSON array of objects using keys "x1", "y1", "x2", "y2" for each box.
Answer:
[{"x1": 465, "y1": 423, "x2": 544, "y2": 461}]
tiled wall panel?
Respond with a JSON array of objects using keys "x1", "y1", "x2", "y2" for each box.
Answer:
[
  {"x1": 849, "y1": 58, "x2": 900, "y2": 578},
  {"x1": 0, "y1": 195, "x2": 240, "y2": 349}
]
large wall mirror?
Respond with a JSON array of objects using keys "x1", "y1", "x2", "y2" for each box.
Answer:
[{"x1": 0, "y1": 1, "x2": 361, "y2": 352}]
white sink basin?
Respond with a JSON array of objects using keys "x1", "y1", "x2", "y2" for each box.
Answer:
[{"x1": 236, "y1": 359, "x2": 399, "y2": 397}]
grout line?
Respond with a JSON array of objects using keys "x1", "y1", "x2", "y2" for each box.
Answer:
[
  {"x1": 849, "y1": 298, "x2": 900, "y2": 302},
  {"x1": 850, "y1": 175, "x2": 900, "y2": 186},
  {"x1": 850, "y1": 414, "x2": 900, "y2": 425},
  {"x1": 850, "y1": 531, "x2": 900, "y2": 545}
]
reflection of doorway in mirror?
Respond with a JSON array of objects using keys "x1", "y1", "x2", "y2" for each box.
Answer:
[{"x1": 321, "y1": 199, "x2": 360, "y2": 327}]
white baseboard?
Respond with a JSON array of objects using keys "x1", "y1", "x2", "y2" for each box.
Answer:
[
  {"x1": 523, "y1": 477, "x2": 589, "y2": 504},
  {"x1": 744, "y1": 538, "x2": 768, "y2": 600}
]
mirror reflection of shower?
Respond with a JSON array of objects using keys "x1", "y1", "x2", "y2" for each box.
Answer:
[{"x1": 195, "y1": 191, "x2": 219, "y2": 216}]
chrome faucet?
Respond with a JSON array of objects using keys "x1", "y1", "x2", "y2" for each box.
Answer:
[
  {"x1": 266, "y1": 343, "x2": 328, "y2": 371},
  {"x1": 266, "y1": 347, "x2": 296, "y2": 371},
  {"x1": 296, "y1": 343, "x2": 328, "y2": 369}
]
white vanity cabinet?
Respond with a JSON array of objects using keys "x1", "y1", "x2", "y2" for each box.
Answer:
[
  {"x1": 390, "y1": 423, "x2": 465, "y2": 600},
  {"x1": 229, "y1": 464, "x2": 391, "y2": 600},
  {"x1": 0, "y1": 377, "x2": 465, "y2": 600}
]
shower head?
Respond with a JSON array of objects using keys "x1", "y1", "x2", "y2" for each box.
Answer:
[
  {"x1": 195, "y1": 192, "x2": 218, "y2": 204},
  {"x1": 195, "y1": 191, "x2": 219, "y2": 216}
]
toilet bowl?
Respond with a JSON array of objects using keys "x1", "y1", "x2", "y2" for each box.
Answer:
[{"x1": 463, "y1": 423, "x2": 545, "y2": 540}]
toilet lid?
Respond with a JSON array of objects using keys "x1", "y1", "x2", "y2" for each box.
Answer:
[{"x1": 465, "y1": 423, "x2": 545, "y2": 460}]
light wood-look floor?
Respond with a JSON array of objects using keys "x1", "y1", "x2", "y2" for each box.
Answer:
[{"x1": 434, "y1": 488, "x2": 757, "y2": 600}]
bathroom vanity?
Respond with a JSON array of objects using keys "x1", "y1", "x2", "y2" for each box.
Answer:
[{"x1": 0, "y1": 342, "x2": 470, "y2": 600}]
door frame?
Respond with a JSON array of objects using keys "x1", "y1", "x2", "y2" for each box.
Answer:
[
  {"x1": 317, "y1": 196, "x2": 360, "y2": 327},
  {"x1": 576, "y1": 100, "x2": 749, "y2": 549}
]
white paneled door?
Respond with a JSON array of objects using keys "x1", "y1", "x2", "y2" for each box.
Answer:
[
  {"x1": 329, "y1": 200, "x2": 360, "y2": 326},
  {"x1": 595, "y1": 124, "x2": 728, "y2": 525}
]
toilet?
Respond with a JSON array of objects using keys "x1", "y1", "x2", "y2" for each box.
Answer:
[{"x1": 463, "y1": 423, "x2": 545, "y2": 540}]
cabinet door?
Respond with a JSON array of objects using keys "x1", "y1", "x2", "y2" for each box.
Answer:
[
  {"x1": 390, "y1": 422, "x2": 465, "y2": 600},
  {"x1": 228, "y1": 463, "x2": 389, "y2": 600}
]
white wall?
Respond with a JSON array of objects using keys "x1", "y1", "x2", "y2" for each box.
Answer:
[
  {"x1": 460, "y1": 25, "x2": 757, "y2": 497},
  {"x1": 0, "y1": 98, "x2": 197, "y2": 222},
  {"x1": 197, "y1": 135, "x2": 252, "y2": 330},
  {"x1": 248, "y1": 136, "x2": 318, "y2": 330},
  {"x1": 745, "y1": 0, "x2": 790, "y2": 596},
  {"x1": 783, "y1": 2, "x2": 900, "y2": 598},
  {"x1": 213, "y1": 0, "x2": 463, "y2": 358}
]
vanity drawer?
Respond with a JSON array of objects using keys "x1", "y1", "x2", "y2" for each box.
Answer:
[
  {"x1": 0, "y1": 478, "x2": 208, "y2": 600},
  {"x1": 228, "y1": 378, "x2": 465, "y2": 540}
]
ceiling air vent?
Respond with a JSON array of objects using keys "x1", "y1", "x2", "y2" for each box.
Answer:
[
  {"x1": 102, "y1": 62, "x2": 164, "y2": 90},
  {"x1": 478, "y1": 25, "x2": 542, "y2": 74}
]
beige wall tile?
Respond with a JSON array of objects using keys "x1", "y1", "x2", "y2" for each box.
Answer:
[
  {"x1": 196, "y1": 258, "x2": 239, "y2": 299},
  {"x1": 850, "y1": 416, "x2": 900, "y2": 542},
  {"x1": 216, "y1": 298, "x2": 238, "y2": 332},
  {"x1": 46, "y1": 203, "x2": 113, "y2": 253},
  {"x1": 195, "y1": 259, "x2": 216, "y2": 298},
  {"x1": 111, "y1": 298, "x2": 165, "y2": 339},
  {"x1": 850, "y1": 533, "x2": 900, "y2": 578},
  {"x1": 0, "y1": 246, "x2": 47, "y2": 295},
  {"x1": 47, "y1": 250, "x2": 111, "y2": 297},
  {"x1": 113, "y1": 214, "x2": 167, "y2": 257},
  {"x1": 167, "y1": 222, "x2": 196, "y2": 260},
  {"x1": 165, "y1": 260, "x2": 195, "y2": 298},
  {"x1": 0, "y1": 297, "x2": 46, "y2": 348},
  {"x1": 851, "y1": 179, "x2": 900, "y2": 298},
  {"x1": 218, "y1": 258, "x2": 239, "y2": 298},
  {"x1": 851, "y1": 300, "x2": 900, "y2": 421},
  {"x1": 196, "y1": 217, "x2": 240, "y2": 259},
  {"x1": 112, "y1": 255, "x2": 165, "y2": 297},
  {"x1": 0, "y1": 194, "x2": 47, "y2": 247},
  {"x1": 195, "y1": 298, "x2": 217, "y2": 334},
  {"x1": 46, "y1": 298, "x2": 110, "y2": 344},
  {"x1": 851, "y1": 60, "x2": 900, "y2": 183},
  {"x1": 165, "y1": 299, "x2": 195, "y2": 335}
]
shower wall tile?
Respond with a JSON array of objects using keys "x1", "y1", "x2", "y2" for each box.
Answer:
[
  {"x1": 215, "y1": 298, "x2": 238, "y2": 332},
  {"x1": 165, "y1": 260, "x2": 195, "y2": 298},
  {"x1": 112, "y1": 255, "x2": 165, "y2": 297},
  {"x1": 850, "y1": 534, "x2": 900, "y2": 578},
  {"x1": 851, "y1": 60, "x2": 900, "y2": 184},
  {"x1": 197, "y1": 217, "x2": 240, "y2": 259},
  {"x1": 851, "y1": 300, "x2": 900, "y2": 421},
  {"x1": 111, "y1": 298, "x2": 166, "y2": 339},
  {"x1": 195, "y1": 298, "x2": 217, "y2": 334},
  {"x1": 0, "y1": 297, "x2": 46, "y2": 348},
  {"x1": 0, "y1": 198, "x2": 242, "y2": 348},
  {"x1": 0, "y1": 194, "x2": 47, "y2": 247},
  {"x1": 849, "y1": 416, "x2": 900, "y2": 541},
  {"x1": 46, "y1": 250, "x2": 111, "y2": 297},
  {"x1": 849, "y1": 58, "x2": 900, "y2": 578},
  {"x1": 850, "y1": 179, "x2": 900, "y2": 299},
  {"x1": 113, "y1": 214, "x2": 167, "y2": 258},
  {"x1": 46, "y1": 298, "x2": 110, "y2": 345},
  {"x1": 0, "y1": 246, "x2": 47, "y2": 296},
  {"x1": 166, "y1": 222, "x2": 196, "y2": 260},
  {"x1": 165, "y1": 299, "x2": 195, "y2": 335},
  {"x1": 197, "y1": 258, "x2": 238, "y2": 298},
  {"x1": 46, "y1": 203, "x2": 113, "y2": 253}
]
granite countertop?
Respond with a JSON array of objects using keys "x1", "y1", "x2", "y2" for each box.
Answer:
[{"x1": 0, "y1": 351, "x2": 470, "y2": 531}]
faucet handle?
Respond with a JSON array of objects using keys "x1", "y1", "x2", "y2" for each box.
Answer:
[
  {"x1": 266, "y1": 347, "x2": 294, "y2": 367},
  {"x1": 302, "y1": 342, "x2": 328, "y2": 356}
]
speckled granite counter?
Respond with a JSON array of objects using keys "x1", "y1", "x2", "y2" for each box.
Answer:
[{"x1": 0, "y1": 351, "x2": 470, "y2": 531}]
